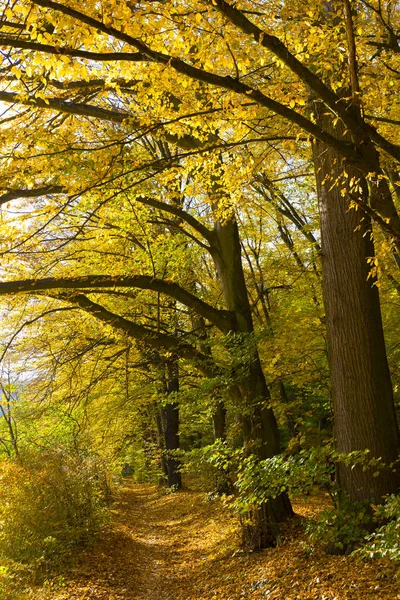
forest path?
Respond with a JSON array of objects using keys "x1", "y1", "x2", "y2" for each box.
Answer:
[
  {"x1": 46, "y1": 483, "x2": 237, "y2": 600},
  {"x1": 42, "y1": 483, "x2": 399, "y2": 600}
]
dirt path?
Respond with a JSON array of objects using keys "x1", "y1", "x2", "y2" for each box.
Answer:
[
  {"x1": 39, "y1": 484, "x2": 399, "y2": 600},
  {"x1": 44, "y1": 483, "x2": 238, "y2": 600}
]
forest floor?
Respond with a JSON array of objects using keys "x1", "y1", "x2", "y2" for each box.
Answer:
[{"x1": 28, "y1": 483, "x2": 399, "y2": 600}]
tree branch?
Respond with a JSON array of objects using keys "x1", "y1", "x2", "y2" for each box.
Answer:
[
  {"x1": 208, "y1": 0, "x2": 400, "y2": 164},
  {"x1": 0, "y1": 36, "x2": 147, "y2": 62},
  {"x1": 207, "y1": 1, "x2": 357, "y2": 123},
  {"x1": 365, "y1": 114, "x2": 400, "y2": 126},
  {"x1": 0, "y1": 91, "x2": 215, "y2": 151},
  {"x1": 0, "y1": 275, "x2": 235, "y2": 333},
  {"x1": 46, "y1": 77, "x2": 139, "y2": 90},
  {"x1": 0, "y1": 90, "x2": 129, "y2": 123},
  {"x1": 0, "y1": 21, "x2": 26, "y2": 30},
  {"x1": 8, "y1": 0, "x2": 397, "y2": 167},
  {"x1": 0, "y1": 306, "x2": 80, "y2": 364},
  {"x1": 57, "y1": 293, "x2": 218, "y2": 377},
  {"x1": 367, "y1": 41, "x2": 400, "y2": 53},
  {"x1": 28, "y1": 0, "x2": 362, "y2": 163},
  {"x1": 0, "y1": 185, "x2": 65, "y2": 206},
  {"x1": 135, "y1": 195, "x2": 213, "y2": 243},
  {"x1": 343, "y1": 0, "x2": 360, "y2": 99}
]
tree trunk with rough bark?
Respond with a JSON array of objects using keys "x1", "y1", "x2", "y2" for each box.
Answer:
[
  {"x1": 313, "y1": 104, "x2": 400, "y2": 501},
  {"x1": 155, "y1": 406, "x2": 168, "y2": 482}
]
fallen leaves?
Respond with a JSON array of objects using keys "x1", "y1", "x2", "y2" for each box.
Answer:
[{"x1": 28, "y1": 484, "x2": 400, "y2": 600}]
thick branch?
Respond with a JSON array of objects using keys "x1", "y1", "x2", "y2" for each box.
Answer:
[
  {"x1": 0, "y1": 185, "x2": 65, "y2": 205},
  {"x1": 365, "y1": 114, "x2": 400, "y2": 126},
  {"x1": 208, "y1": 0, "x2": 400, "y2": 163},
  {"x1": 0, "y1": 21, "x2": 26, "y2": 30},
  {"x1": 8, "y1": 0, "x2": 397, "y2": 166},
  {"x1": 47, "y1": 77, "x2": 138, "y2": 90},
  {"x1": 0, "y1": 90, "x2": 129, "y2": 123},
  {"x1": 0, "y1": 36, "x2": 147, "y2": 61},
  {"x1": 208, "y1": 1, "x2": 358, "y2": 122},
  {"x1": 367, "y1": 41, "x2": 400, "y2": 53},
  {"x1": 59, "y1": 293, "x2": 218, "y2": 377},
  {"x1": 0, "y1": 91, "x2": 211, "y2": 151},
  {"x1": 0, "y1": 275, "x2": 235, "y2": 333}
]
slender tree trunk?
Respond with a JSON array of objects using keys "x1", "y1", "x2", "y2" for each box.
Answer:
[
  {"x1": 155, "y1": 406, "x2": 168, "y2": 481},
  {"x1": 210, "y1": 214, "x2": 293, "y2": 548},
  {"x1": 312, "y1": 106, "x2": 400, "y2": 501},
  {"x1": 0, "y1": 384, "x2": 19, "y2": 459},
  {"x1": 211, "y1": 399, "x2": 233, "y2": 495},
  {"x1": 278, "y1": 381, "x2": 298, "y2": 440},
  {"x1": 212, "y1": 400, "x2": 227, "y2": 441},
  {"x1": 163, "y1": 358, "x2": 182, "y2": 489}
]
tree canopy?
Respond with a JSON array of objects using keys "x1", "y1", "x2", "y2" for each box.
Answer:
[{"x1": 0, "y1": 0, "x2": 399, "y2": 559}]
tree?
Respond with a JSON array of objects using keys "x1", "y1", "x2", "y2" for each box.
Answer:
[
  {"x1": 0, "y1": 0, "x2": 399, "y2": 519},
  {"x1": 0, "y1": 184, "x2": 294, "y2": 546}
]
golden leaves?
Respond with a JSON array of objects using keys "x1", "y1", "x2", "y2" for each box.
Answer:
[{"x1": 22, "y1": 483, "x2": 400, "y2": 600}]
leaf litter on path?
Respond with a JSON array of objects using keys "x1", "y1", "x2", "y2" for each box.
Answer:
[{"x1": 31, "y1": 484, "x2": 399, "y2": 600}]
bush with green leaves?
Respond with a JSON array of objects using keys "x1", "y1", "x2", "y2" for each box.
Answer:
[
  {"x1": 180, "y1": 440, "x2": 238, "y2": 494},
  {"x1": 234, "y1": 446, "x2": 335, "y2": 513},
  {"x1": 356, "y1": 495, "x2": 400, "y2": 560},
  {"x1": 231, "y1": 446, "x2": 400, "y2": 555},
  {"x1": 306, "y1": 495, "x2": 373, "y2": 554},
  {"x1": 307, "y1": 494, "x2": 400, "y2": 558},
  {"x1": 0, "y1": 447, "x2": 111, "y2": 566}
]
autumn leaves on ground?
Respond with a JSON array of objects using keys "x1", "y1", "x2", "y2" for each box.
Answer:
[{"x1": 25, "y1": 483, "x2": 397, "y2": 600}]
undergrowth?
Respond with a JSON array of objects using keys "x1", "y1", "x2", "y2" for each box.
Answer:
[{"x1": 0, "y1": 446, "x2": 114, "y2": 598}]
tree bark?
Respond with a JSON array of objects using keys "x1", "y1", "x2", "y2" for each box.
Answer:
[
  {"x1": 155, "y1": 406, "x2": 168, "y2": 481},
  {"x1": 163, "y1": 358, "x2": 182, "y2": 489},
  {"x1": 312, "y1": 106, "x2": 400, "y2": 501},
  {"x1": 212, "y1": 400, "x2": 227, "y2": 442},
  {"x1": 210, "y1": 213, "x2": 293, "y2": 548}
]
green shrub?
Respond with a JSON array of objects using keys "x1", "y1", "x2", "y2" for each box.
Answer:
[
  {"x1": 306, "y1": 496, "x2": 373, "y2": 554},
  {"x1": 356, "y1": 495, "x2": 400, "y2": 560},
  {"x1": 0, "y1": 447, "x2": 110, "y2": 566},
  {"x1": 180, "y1": 441, "x2": 235, "y2": 493},
  {"x1": 234, "y1": 446, "x2": 335, "y2": 513}
]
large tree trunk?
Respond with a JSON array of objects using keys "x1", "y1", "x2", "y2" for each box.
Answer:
[
  {"x1": 313, "y1": 105, "x2": 400, "y2": 501},
  {"x1": 210, "y1": 214, "x2": 293, "y2": 548}
]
